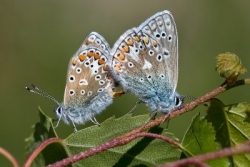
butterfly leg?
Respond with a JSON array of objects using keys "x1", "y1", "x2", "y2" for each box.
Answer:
[
  {"x1": 54, "y1": 115, "x2": 62, "y2": 128},
  {"x1": 90, "y1": 117, "x2": 100, "y2": 125},
  {"x1": 65, "y1": 115, "x2": 78, "y2": 132},
  {"x1": 72, "y1": 122, "x2": 78, "y2": 132},
  {"x1": 127, "y1": 100, "x2": 142, "y2": 115},
  {"x1": 150, "y1": 111, "x2": 157, "y2": 120},
  {"x1": 145, "y1": 111, "x2": 158, "y2": 123}
]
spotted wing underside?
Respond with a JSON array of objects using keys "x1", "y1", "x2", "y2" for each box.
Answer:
[
  {"x1": 111, "y1": 11, "x2": 178, "y2": 96},
  {"x1": 63, "y1": 32, "x2": 114, "y2": 107}
]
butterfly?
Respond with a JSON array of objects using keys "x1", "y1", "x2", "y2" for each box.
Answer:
[
  {"x1": 26, "y1": 32, "x2": 115, "y2": 131},
  {"x1": 110, "y1": 10, "x2": 183, "y2": 115}
]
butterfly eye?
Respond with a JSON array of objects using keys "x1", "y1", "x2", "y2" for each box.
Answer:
[
  {"x1": 55, "y1": 106, "x2": 62, "y2": 115},
  {"x1": 175, "y1": 97, "x2": 183, "y2": 107}
]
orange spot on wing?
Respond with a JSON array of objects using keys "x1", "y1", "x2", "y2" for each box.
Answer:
[
  {"x1": 98, "y1": 58, "x2": 106, "y2": 65},
  {"x1": 103, "y1": 65, "x2": 109, "y2": 71},
  {"x1": 72, "y1": 59, "x2": 77, "y2": 66},
  {"x1": 121, "y1": 45, "x2": 129, "y2": 53},
  {"x1": 133, "y1": 35, "x2": 140, "y2": 42},
  {"x1": 152, "y1": 40, "x2": 158, "y2": 47},
  {"x1": 117, "y1": 53, "x2": 125, "y2": 61},
  {"x1": 94, "y1": 52, "x2": 100, "y2": 59},
  {"x1": 142, "y1": 36, "x2": 149, "y2": 44},
  {"x1": 114, "y1": 65, "x2": 121, "y2": 71},
  {"x1": 78, "y1": 54, "x2": 86, "y2": 62},
  {"x1": 86, "y1": 40, "x2": 92, "y2": 45},
  {"x1": 87, "y1": 50, "x2": 94, "y2": 57},
  {"x1": 126, "y1": 39, "x2": 134, "y2": 46}
]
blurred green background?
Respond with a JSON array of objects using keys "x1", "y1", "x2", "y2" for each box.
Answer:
[{"x1": 1, "y1": 0, "x2": 250, "y2": 166}]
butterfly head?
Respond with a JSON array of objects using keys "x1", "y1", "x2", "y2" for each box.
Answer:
[
  {"x1": 53, "y1": 104, "x2": 73, "y2": 125},
  {"x1": 158, "y1": 92, "x2": 183, "y2": 114}
]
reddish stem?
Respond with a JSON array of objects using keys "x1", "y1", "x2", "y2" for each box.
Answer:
[
  {"x1": 47, "y1": 132, "x2": 181, "y2": 167},
  {"x1": 158, "y1": 140, "x2": 250, "y2": 167},
  {"x1": 0, "y1": 147, "x2": 20, "y2": 167},
  {"x1": 24, "y1": 138, "x2": 63, "y2": 167}
]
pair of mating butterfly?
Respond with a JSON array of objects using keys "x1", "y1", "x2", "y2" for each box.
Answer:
[{"x1": 27, "y1": 10, "x2": 183, "y2": 131}]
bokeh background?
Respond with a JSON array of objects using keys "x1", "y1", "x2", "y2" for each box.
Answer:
[{"x1": 1, "y1": 0, "x2": 250, "y2": 166}]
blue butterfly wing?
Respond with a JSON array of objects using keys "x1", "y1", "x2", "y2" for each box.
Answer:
[{"x1": 111, "y1": 10, "x2": 181, "y2": 113}]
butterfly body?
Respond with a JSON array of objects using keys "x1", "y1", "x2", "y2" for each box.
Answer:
[
  {"x1": 110, "y1": 10, "x2": 183, "y2": 114},
  {"x1": 26, "y1": 32, "x2": 115, "y2": 130},
  {"x1": 55, "y1": 89, "x2": 113, "y2": 125}
]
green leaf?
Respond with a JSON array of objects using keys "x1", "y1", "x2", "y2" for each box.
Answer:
[
  {"x1": 64, "y1": 114, "x2": 181, "y2": 166},
  {"x1": 206, "y1": 99, "x2": 250, "y2": 166},
  {"x1": 26, "y1": 110, "x2": 181, "y2": 166},
  {"x1": 181, "y1": 113, "x2": 228, "y2": 167},
  {"x1": 25, "y1": 108, "x2": 69, "y2": 167}
]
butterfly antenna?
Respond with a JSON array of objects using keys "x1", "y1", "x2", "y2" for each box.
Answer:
[
  {"x1": 183, "y1": 95, "x2": 196, "y2": 101},
  {"x1": 183, "y1": 95, "x2": 209, "y2": 107},
  {"x1": 25, "y1": 84, "x2": 60, "y2": 105}
]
